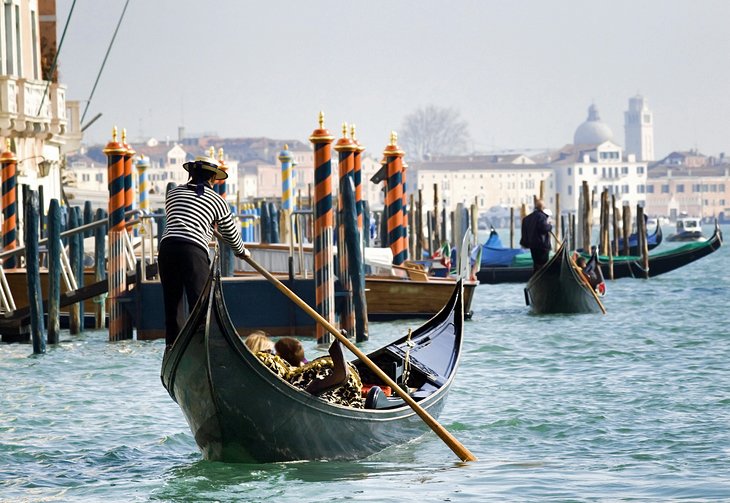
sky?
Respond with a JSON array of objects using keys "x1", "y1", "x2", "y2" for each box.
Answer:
[{"x1": 56, "y1": 0, "x2": 730, "y2": 160}]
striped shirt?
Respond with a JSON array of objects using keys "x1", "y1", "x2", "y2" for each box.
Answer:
[{"x1": 161, "y1": 183, "x2": 245, "y2": 255}]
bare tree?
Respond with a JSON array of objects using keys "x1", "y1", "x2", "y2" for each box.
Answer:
[{"x1": 400, "y1": 105, "x2": 471, "y2": 160}]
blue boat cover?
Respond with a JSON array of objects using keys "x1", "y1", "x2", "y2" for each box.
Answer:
[{"x1": 473, "y1": 230, "x2": 528, "y2": 267}]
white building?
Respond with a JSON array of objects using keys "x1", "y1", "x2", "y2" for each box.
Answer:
[{"x1": 0, "y1": 0, "x2": 67, "y2": 210}]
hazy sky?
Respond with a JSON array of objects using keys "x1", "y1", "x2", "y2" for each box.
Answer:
[{"x1": 57, "y1": 0, "x2": 730, "y2": 159}]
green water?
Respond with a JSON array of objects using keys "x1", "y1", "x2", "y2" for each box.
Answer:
[{"x1": 2, "y1": 225, "x2": 729, "y2": 502}]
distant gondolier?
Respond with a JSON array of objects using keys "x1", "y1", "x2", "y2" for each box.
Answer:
[
  {"x1": 158, "y1": 155, "x2": 250, "y2": 349},
  {"x1": 520, "y1": 199, "x2": 553, "y2": 273}
]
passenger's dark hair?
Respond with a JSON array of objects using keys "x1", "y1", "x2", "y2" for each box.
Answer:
[{"x1": 275, "y1": 337, "x2": 306, "y2": 367}]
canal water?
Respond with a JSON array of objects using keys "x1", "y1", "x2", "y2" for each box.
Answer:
[{"x1": 2, "y1": 225, "x2": 729, "y2": 502}]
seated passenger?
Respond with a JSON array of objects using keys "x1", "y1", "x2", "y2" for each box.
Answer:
[
  {"x1": 256, "y1": 340, "x2": 364, "y2": 408},
  {"x1": 575, "y1": 257, "x2": 605, "y2": 294},
  {"x1": 244, "y1": 330, "x2": 274, "y2": 354},
  {"x1": 275, "y1": 337, "x2": 307, "y2": 367}
]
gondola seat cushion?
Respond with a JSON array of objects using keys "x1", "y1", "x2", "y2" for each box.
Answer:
[{"x1": 256, "y1": 352, "x2": 365, "y2": 409}]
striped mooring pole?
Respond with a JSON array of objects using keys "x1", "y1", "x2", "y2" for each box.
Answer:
[
  {"x1": 309, "y1": 112, "x2": 336, "y2": 344},
  {"x1": 1, "y1": 140, "x2": 18, "y2": 268},
  {"x1": 351, "y1": 125, "x2": 365, "y2": 233},
  {"x1": 136, "y1": 155, "x2": 150, "y2": 212},
  {"x1": 335, "y1": 123, "x2": 357, "y2": 336},
  {"x1": 279, "y1": 144, "x2": 293, "y2": 244},
  {"x1": 402, "y1": 160, "x2": 408, "y2": 260},
  {"x1": 384, "y1": 132, "x2": 406, "y2": 265},
  {"x1": 122, "y1": 129, "x2": 135, "y2": 226},
  {"x1": 104, "y1": 127, "x2": 132, "y2": 341},
  {"x1": 217, "y1": 148, "x2": 228, "y2": 200}
]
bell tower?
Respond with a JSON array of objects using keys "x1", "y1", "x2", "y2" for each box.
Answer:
[{"x1": 624, "y1": 95, "x2": 655, "y2": 161}]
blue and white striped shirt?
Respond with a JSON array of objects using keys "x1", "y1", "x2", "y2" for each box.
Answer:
[{"x1": 161, "y1": 183, "x2": 245, "y2": 255}]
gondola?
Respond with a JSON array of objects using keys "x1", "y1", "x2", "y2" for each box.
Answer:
[
  {"x1": 161, "y1": 255, "x2": 465, "y2": 463},
  {"x1": 617, "y1": 218, "x2": 663, "y2": 255},
  {"x1": 524, "y1": 241, "x2": 606, "y2": 314},
  {"x1": 477, "y1": 223, "x2": 722, "y2": 284}
]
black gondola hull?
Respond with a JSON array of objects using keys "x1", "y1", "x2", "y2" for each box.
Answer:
[
  {"x1": 525, "y1": 244, "x2": 604, "y2": 314},
  {"x1": 161, "y1": 261, "x2": 464, "y2": 463}
]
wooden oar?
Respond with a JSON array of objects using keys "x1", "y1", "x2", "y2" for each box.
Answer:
[{"x1": 242, "y1": 254, "x2": 478, "y2": 463}]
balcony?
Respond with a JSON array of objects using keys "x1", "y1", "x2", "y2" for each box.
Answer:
[{"x1": 0, "y1": 76, "x2": 67, "y2": 138}]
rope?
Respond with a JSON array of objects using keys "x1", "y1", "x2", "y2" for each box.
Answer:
[
  {"x1": 401, "y1": 329, "x2": 415, "y2": 387},
  {"x1": 37, "y1": 0, "x2": 77, "y2": 116},
  {"x1": 81, "y1": 0, "x2": 131, "y2": 124}
]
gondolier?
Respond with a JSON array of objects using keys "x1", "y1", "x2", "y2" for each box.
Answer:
[
  {"x1": 520, "y1": 199, "x2": 553, "y2": 273},
  {"x1": 158, "y1": 155, "x2": 250, "y2": 349}
]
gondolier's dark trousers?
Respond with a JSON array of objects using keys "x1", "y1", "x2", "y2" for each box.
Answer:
[
  {"x1": 158, "y1": 238, "x2": 211, "y2": 346},
  {"x1": 530, "y1": 248, "x2": 550, "y2": 273}
]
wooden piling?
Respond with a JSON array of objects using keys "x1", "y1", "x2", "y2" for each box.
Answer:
[
  {"x1": 637, "y1": 205, "x2": 649, "y2": 278},
  {"x1": 510, "y1": 207, "x2": 515, "y2": 248},
  {"x1": 581, "y1": 181, "x2": 591, "y2": 251},
  {"x1": 555, "y1": 193, "x2": 561, "y2": 243},
  {"x1": 68, "y1": 207, "x2": 81, "y2": 334},
  {"x1": 432, "y1": 184, "x2": 440, "y2": 254},
  {"x1": 25, "y1": 191, "x2": 45, "y2": 354},
  {"x1": 622, "y1": 203, "x2": 631, "y2": 256},
  {"x1": 342, "y1": 173, "x2": 368, "y2": 342},
  {"x1": 416, "y1": 189, "x2": 423, "y2": 259},
  {"x1": 569, "y1": 213, "x2": 576, "y2": 251},
  {"x1": 94, "y1": 208, "x2": 107, "y2": 329},
  {"x1": 47, "y1": 199, "x2": 62, "y2": 344}
]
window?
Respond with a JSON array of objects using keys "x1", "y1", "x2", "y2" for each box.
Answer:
[
  {"x1": 593, "y1": 167, "x2": 597, "y2": 175},
  {"x1": 578, "y1": 167, "x2": 583, "y2": 175},
  {"x1": 567, "y1": 185, "x2": 572, "y2": 195},
  {"x1": 646, "y1": 185, "x2": 655, "y2": 193},
  {"x1": 567, "y1": 167, "x2": 572, "y2": 175},
  {"x1": 661, "y1": 185, "x2": 669, "y2": 193},
  {"x1": 622, "y1": 185, "x2": 630, "y2": 194},
  {"x1": 14, "y1": 4, "x2": 21, "y2": 77},
  {"x1": 4, "y1": 3, "x2": 13, "y2": 75},
  {"x1": 602, "y1": 167, "x2": 606, "y2": 178},
  {"x1": 677, "y1": 184, "x2": 684, "y2": 193},
  {"x1": 638, "y1": 185, "x2": 645, "y2": 193},
  {"x1": 31, "y1": 10, "x2": 38, "y2": 79},
  {"x1": 719, "y1": 184, "x2": 725, "y2": 192},
  {"x1": 621, "y1": 166, "x2": 629, "y2": 175},
  {"x1": 637, "y1": 166, "x2": 645, "y2": 174},
  {"x1": 692, "y1": 184, "x2": 701, "y2": 192}
]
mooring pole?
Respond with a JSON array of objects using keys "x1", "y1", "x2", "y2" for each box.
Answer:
[
  {"x1": 279, "y1": 144, "x2": 293, "y2": 245},
  {"x1": 1, "y1": 141, "x2": 18, "y2": 268},
  {"x1": 94, "y1": 208, "x2": 107, "y2": 328},
  {"x1": 47, "y1": 199, "x2": 62, "y2": 344},
  {"x1": 384, "y1": 132, "x2": 406, "y2": 265},
  {"x1": 342, "y1": 173, "x2": 368, "y2": 342},
  {"x1": 104, "y1": 127, "x2": 132, "y2": 341},
  {"x1": 309, "y1": 112, "x2": 336, "y2": 344},
  {"x1": 25, "y1": 190, "x2": 45, "y2": 354},
  {"x1": 335, "y1": 123, "x2": 357, "y2": 337},
  {"x1": 122, "y1": 129, "x2": 135, "y2": 230},
  {"x1": 136, "y1": 155, "x2": 150, "y2": 213},
  {"x1": 68, "y1": 207, "x2": 81, "y2": 334}
]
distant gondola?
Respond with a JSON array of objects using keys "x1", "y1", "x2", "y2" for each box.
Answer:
[
  {"x1": 161, "y1": 256, "x2": 465, "y2": 463},
  {"x1": 524, "y1": 242, "x2": 605, "y2": 314},
  {"x1": 617, "y1": 218, "x2": 663, "y2": 255},
  {"x1": 477, "y1": 223, "x2": 722, "y2": 284}
]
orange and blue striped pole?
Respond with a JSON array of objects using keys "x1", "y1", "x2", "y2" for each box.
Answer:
[
  {"x1": 1, "y1": 140, "x2": 18, "y2": 268},
  {"x1": 122, "y1": 129, "x2": 135, "y2": 226},
  {"x1": 279, "y1": 144, "x2": 292, "y2": 243},
  {"x1": 351, "y1": 125, "x2": 365, "y2": 233},
  {"x1": 217, "y1": 148, "x2": 228, "y2": 201},
  {"x1": 402, "y1": 160, "x2": 408, "y2": 260},
  {"x1": 136, "y1": 155, "x2": 150, "y2": 212},
  {"x1": 384, "y1": 132, "x2": 407, "y2": 265},
  {"x1": 309, "y1": 112, "x2": 335, "y2": 344},
  {"x1": 335, "y1": 123, "x2": 356, "y2": 336},
  {"x1": 104, "y1": 127, "x2": 130, "y2": 341}
]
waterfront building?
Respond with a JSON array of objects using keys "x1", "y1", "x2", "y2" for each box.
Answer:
[
  {"x1": 0, "y1": 0, "x2": 69, "y2": 210},
  {"x1": 645, "y1": 152, "x2": 729, "y2": 222}
]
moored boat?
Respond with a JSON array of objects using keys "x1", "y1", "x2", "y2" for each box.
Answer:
[
  {"x1": 161, "y1": 256, "x2": 465, "y2": 463},
  {"x1": 617, "y1": 218, "x2": 664, "y2": 255},
  {"x1": 524, "y1": 242, "x2": 606, "y2": 314},
  {"x1": 477, "y1": 223, "x2": 722, "y2": 284},
  {"x1": 667, "y1": 217, "x2": 705, "y2": 242}
]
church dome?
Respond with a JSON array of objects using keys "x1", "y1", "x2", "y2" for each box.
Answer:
[{"x1": 573, "y1": 104, "x2": 613, "y2": 145}]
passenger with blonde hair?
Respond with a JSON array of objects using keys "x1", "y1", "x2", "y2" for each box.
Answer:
[{"x1": 244, "y1": 330, "x2": 274, "y2": 354}]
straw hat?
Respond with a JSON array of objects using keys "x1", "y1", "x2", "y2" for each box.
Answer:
[{"x1": 183, "y1": 155, "x2": 228, "y2": 180}]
